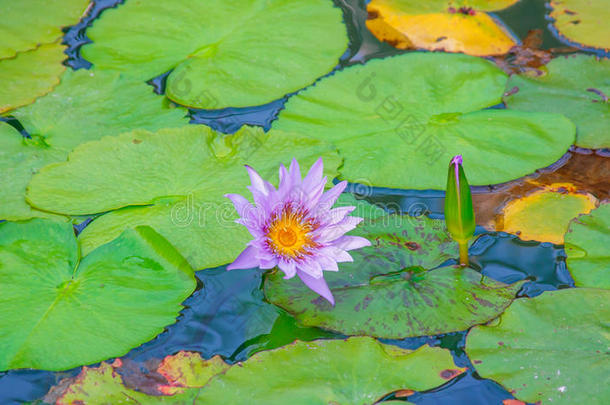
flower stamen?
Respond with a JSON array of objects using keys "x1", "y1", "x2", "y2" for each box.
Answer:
[{"x1": 266, "y1": 206, "x2": 317, "y2": 259}]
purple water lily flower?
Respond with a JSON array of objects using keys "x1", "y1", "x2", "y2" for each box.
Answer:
[{"x1": 225, "y1": 158, "x2": 370, "y2": 305}]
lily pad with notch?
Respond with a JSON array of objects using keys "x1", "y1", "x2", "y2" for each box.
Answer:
[
  {"x1": 0, "y1": 219, "x2": 196, "y2": 371},
  {"x1": 26, "y1": 125, "x2": 341, "y2": 271},
  {"x1": 265, "y1": 214, "x2": 525, "y2": 338},
  {"x1": 504, "y1": 55, "x2": 610, "y2": 149},
  {"x1": 274, "y1": 52, "x2": 575, "y2": 190},
  {"x1": 81, "y1": 0, "x2": 349, "y2": 109},
  {"x1": 0, "y1": 69, "x2": 189, "y2": 221},
  {"x1": 565, "y1": 203, "x2": 610, "y2": 289},
  {"x1": 466, "y1": 288, "x2": 610, "y2": 405}
]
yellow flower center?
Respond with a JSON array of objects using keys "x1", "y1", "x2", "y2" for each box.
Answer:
[{"x1": 266, "y1": 208, "x2": 317, "y2": 258}]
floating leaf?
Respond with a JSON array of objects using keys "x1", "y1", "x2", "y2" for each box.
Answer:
[
  {"x1": 0, "y1": 219, "x2": 196, "y2": 371},
  {"x1": 505, "y1": 55, "x2": 610, "y2": 149},
  {"x1": 45, "y1": 338, "x2": 463, "y2": 404},
  {"x1": 49, "y1": 363, "x2": 153, "y2": 404},
  {"x1": 12, "y1": 69, "x2": 189, "y2": 152},
  {"x1": 265, "y1": 214, "x2": 524, "y2": 338},
  {"x1": 497, "y1": 183, "x2": 598, "y2": 244},
  {"x1": 0, "y1": 69, "x2": 188, "y2": 221},
  {"x1": 466, "y1": 288, "x2": 610, "y2": 405},
  {"x1": 47, "y1": 360, "x2": 207, "y2": 404},
  {"x1": 0, "y1": 42, "x2": 66, "y2": 113},
  {"x1": 549, "y1": 0, "x2": 609, "y2": 51},
  {"x1": 565, "y1": 204, "x2": 610, "y2": 289},
  {"x1": 26, "y1": 126, "x2": 340, "y2": 270},
  {"x1": 0, "y1": 0, "x2": 89, "y2": 58},
  {"x1": 196, "y1": 338, "x2": 466, "y2": 404},
  {"x1": 274, "y1": 52, "x2": 575, "y2": 189},
  {"x1": 81, "y1": 0, "x2": 348, "y2": 109},
  {"x1": 367, "y1": 0, "x2": 517, "y2": 56},
  {"x1": 0, "y1": 122, "x2": 65, "y2": 221},
  {"x1": 157, "y1": 352, "x2": 229, "y2": 395}
]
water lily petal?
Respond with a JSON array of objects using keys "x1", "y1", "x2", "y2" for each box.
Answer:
[
  {"x1": 227, "y1": 246, "x2": 259, "y2": 270},
  {"x1": 225, "y1": 193, "x2": 254, "y2": 217},
  {"x1": 316, "y1": 255, "x2": 339, "y2": 272},
  {"x1": 297, "y1": 270, "x2": 335, "y2": 306},
  {"x1": 316, "y1": 216, "x2": 363, "y2": 242},
  {"x1": 331, "y1": 235, "x2": 371, "y2": 251},
  {"x1": 319, "y1": 246, "x2": 354, "y2": 263},
  {"x1": 259, "y1": 256, "x2": 279, "y2": 270},
  {"x1": 302, "y1": 157, "x2": 324, "y2": 193},
  {"x1": 318, "y1": 181, "x2": 348, "y2": 210},
  {"x1": 278, "y1": 260, "x2": 297, "y2": 279},
  {"x1": 245, "y1": 165, "x2": 268, "y2": 195}
]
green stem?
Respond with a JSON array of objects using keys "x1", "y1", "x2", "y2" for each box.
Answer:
[{"x1": 459, "y1": 242, "x2": 469, "y2": 267}]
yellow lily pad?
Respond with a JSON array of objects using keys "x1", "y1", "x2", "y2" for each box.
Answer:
[
  {"x1": 0, "y1": 42, "x2": 66, "y2": 114},
  {"x1": 367, "y1": 0, "x2": 518, "y2": 56},
  {"x1": 549, "y1": 0, "x2": 609, "y2": 51},
  {"x1": 498, "y1": 183, "x2": 598, "y2": 244}
]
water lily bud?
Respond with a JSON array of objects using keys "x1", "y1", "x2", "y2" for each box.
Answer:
[{"x1": 445, "y1": 155, "x2": 475, "y2": 245}]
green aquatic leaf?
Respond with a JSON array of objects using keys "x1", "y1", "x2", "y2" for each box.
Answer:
[
  {"x1": 0, "y1": 219, "x2": 196, "y2": 371},
  {"x1": 81, "y1": 0, "x2": 348, "y2": 109},
  {"x1": 0, "y1": 0, "x2": 89, "y2": 59},
  {"x1": 0, "y1": 69, "x2": 188, "y2": 221},
  {"x1": 0, "y1": 42, "x2": 66, "y2": 114},
  {"x1": 0, "y1": 122, "x2": 65, "y2": 221},
  {"x1": 565, "y1": 204, "x2": 610, "y2": 289},
  {"x1": 273, "y1": 52, "x2": 575, "y2": 189},
  {"x1": 265, "y1": 214, "x2": 524, "y2": 338},
  {"x1": 196, "y1": 338, "x2": 465, "y2": 404},
  {"x1": 504, "y1": 55, "x2": 610, "y2": 149},
  {"x1": 549, "y1": 0, "x2": 610, "y2": 51},
  {"x1": 44, "y1": 338, "x2": 463, "y2": 404},
  {"x1": 26, "y1": 125, "x2": 341, "y2": 270},
  {"x1": 466, "y1": 288, "x2": 610, "y2": 405},
  {"x1": 12, "y1": 69, "x2": 189, "y2": 152}
]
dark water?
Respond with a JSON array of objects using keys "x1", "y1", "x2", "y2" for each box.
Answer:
[{"x1": 0, "y1": 0, "x2": 597, "y2": 403}]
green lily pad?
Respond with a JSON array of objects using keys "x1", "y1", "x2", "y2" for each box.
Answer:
[
  {"x1": 273, "y1": 52, "x2": 575, "y2": 189},
  {"x1": 26, "y1": 125, "x2": 341, "y2": 270},
  {"x1": 565, "y1": 204, "x2": 610, "y2": 289},
  {"x1": 0, "y1": 0, "x2": 89, "y2": 59},
  {"x1": 466, "y1": 288, "x2": 610, "y2": 405},
  {"x1": 12, "y1": 69, "x2": 189, "y2": 152},
  {"x1": 0, "y1": 69, "x2": 188, "y2": 221},
  {"x1": 81, "y1": 0, "x2": 348, "y2": 109},
  {"x1": 549, "y1": 0, "x2": 609, "y2": 51},
  {"x1": 197, "y1": 337, "x2": 466, "y2": 404},
  {"x1": 505, "y1": 55, "x2": 610, "y2": 149},
  {"x1": 0, "y1": 42, "x2": 66, "y2": 114},
  {"x1": 0, "y1": 219, "x2": 196, "y2": 371},
  {"x1": 44, "y1": 338, "x2": 464, "y2": 404},
  {"x1": 0, "y1": 122, "x2": 65, "y2": 221},
  {"x1": 265, "y1": 214, "x2": 524, "y2": 338}
]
